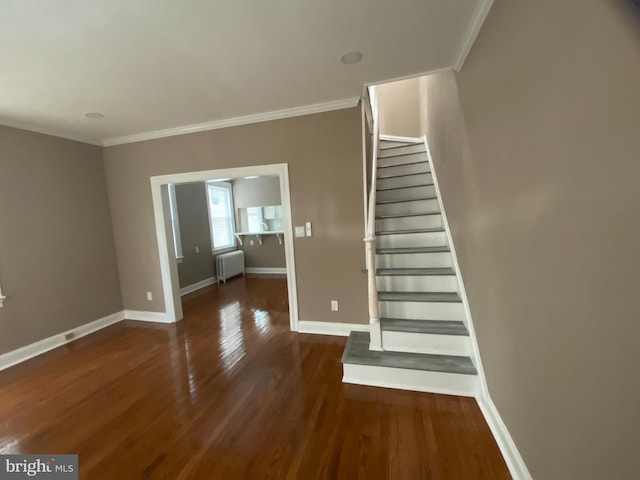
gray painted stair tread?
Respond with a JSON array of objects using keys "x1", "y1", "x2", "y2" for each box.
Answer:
[
  {"x1": 376, "y1": 246, "x2": 451, "y2": 254},
  {"x1": 377, "y1": 161, "x2": 429, "y2": 171},
  {"x1": 376, "y1": 268, "x2": 456, "y2": 276},
  {"x1": 377, "y1": 183, "x2": 434, "y2": 191},
  {"x1": 378, "y1": 291, "x2": 462, "y2": 303},
  {"x1": 381, "y1": 318, "x2": 469, "y2": 336},
  {"x1": 376, "y1": 195, "x2": 437, "y2": 205},
  {"x1": 376, "y1": 211, "x2": 441, "y2": 219},
  {"x1": 379, "y1": 143, "x2": 422, "y2": 150},
  {"x1": 378, "y1": 151, "x2": 427, "y2": 159},
  {"x1": 342, "y1": 331, "x2": 477, "y2": 375},
  {"x1": 376, "y1": 172, "x2": 431, "y2": 179},
  {"x1": 376, "y1": 228, "x2": 445, "y2": 235}
]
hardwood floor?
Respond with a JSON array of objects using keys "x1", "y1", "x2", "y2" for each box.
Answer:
[{"x1": 0, "y1": 275, "x2": 509, "y2": 479}]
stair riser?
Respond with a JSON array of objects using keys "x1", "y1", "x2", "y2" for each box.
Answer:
[
  {"x1": 378, "y1": 152, "x2": 428, "y2": 168},
  {"x1": 377, "y1": 173, "x2": 433, "y2": 190},
  {"x1": 376, "y1": 199, "x2": 439, "y2": 216},
  {"x1": 377, "y1": 162, "x2": 429, "y2": 178},
  {"x1": 376, "y1": 214, "x2": 442, "y2": 232},
  {"x1": 376, "y1": 252, "x2": 453, "y2": 269},
  {"x1": 377, "y1": 231, "x2": 447, "y2": 249},
  {"x1": 379, "y1": 141, "x2": 414, "y2": 149},
  {"x1": 382, "y1": 331, "x2": 471, "y2": 356},
  {"x1": 378, "y1": 144, "x2": 425, "y2": 158},
  {"x1": 379, "y1": 301, "x2": 465, "y2": 321},
  {"x1": 377, "y1": 185, "x2": 436, "y2": 203},
  {"x1": 342, "y1": 363, "x2": 478, "y2": 397},
  {"x1": 376, "y1": 275, "x2": 458, "y2": 292}
]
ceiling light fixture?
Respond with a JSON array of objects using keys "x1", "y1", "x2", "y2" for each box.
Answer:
[
  {"x1": 84, "y1": 112, "x2": 104, "y2": 119},
  {"x1": 340, "y1": 51, "x2": 362, "y2": 65},
  {"x1": 208, "y1": 178, "x2": 231, "y2": 183},
  {"x1": 243, "y1": 176, "x2": 259, "y2": 180}
]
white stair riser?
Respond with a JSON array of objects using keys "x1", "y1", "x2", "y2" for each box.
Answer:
[
  {"x1": 377, "y1": 162, "x2": 429, "y2": 178},
  {"x1": 379, "y1": 141, "x2": 414, "y2": 149},
  {"x1": 378, "y1": 144, "x2": 425, "y2": 158},
  {"x1": 376, "y1": 275, "x2": 458, "y2": 292},
  {"x1": 378, "y1": 152, "x2": 428, "y2": 168},
  {"x1": 377, "y1": 185, "x2": 436, "y2": 203},
  {"x1": 377, "y1": 231, "x2": 447, "y2": 249},
  {"x1": 376, "y1": 199, "x2": 439, "y2": 216},
  {"x1": 376, "y1": 214, "x2": 442, "y2": 232},
  {"x1": 377, "y1": 173, "x2": 433, "y2": 190},
  {"x1": 382, "y1": 331, "x2": 471, "y2": 356},
  {"x1": 343, "y1": 363, "x2": 478, "y2": 397},
  {"x1": 379, "y1": 301, "x2": 465, "y2": 321},
  {"x1": 376, "y1": 252, "x2": 453, "y2": 269}
]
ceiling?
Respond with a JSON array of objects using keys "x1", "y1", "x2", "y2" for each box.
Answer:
[{"x1": 0, "y1": 0, "x2": 487, "y2": 145}]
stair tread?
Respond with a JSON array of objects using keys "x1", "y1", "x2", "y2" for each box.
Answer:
[
  {"x1": 381, "y1": 318, "x2": 469, "y2": 336},
  {"x1": 377, "y1": 172, "x2": 431, "y2": 180},
  {"x1": 376, "y1": 211, "x2": 441, "y2": 219},
  {"x1": 377, "y1": 246, "x2": 451, "y2": 254},
  {"x1": 376, "y1": 227, "x2": 445, "y2": 235},
  {"x1": 378, "y1": 160, "x2": 428, "y2": 169},
  {"x1": 377, "y1": 183, "x2": 434, "y2": 191},
  {"x1": 376, "y1": 267, "x2": 456, "y2": 276},
  {"x1": 376, "y1": 195, "x2": 438, "y2": 205},
  {"x1": 342, "y1": 331, "x2": 477, "y2": 375},
  {"x1": 378, "y1": 291, "x2": 462, "y2": 303},
  {"x1": 379, "y1": 142, "x2": 423, "y2": 150},
  {"x1": 378, "y1": 151, "x2": 427, "y2": 159}
]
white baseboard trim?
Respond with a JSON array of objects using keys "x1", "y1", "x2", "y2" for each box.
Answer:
[
  {"x1": 0, "y1": 310, "x2": 126, "y2": 372},
  {"x1": 180, "y1": 276, "x2": 217, "y2": 296},
  {"x1": 123, "y1": 310, "x2": 174, "y2": 323},
  {"x1": 245, "y1": 267, "x2": 287, "y2": 275},
  {"x1": 477, "y1": 392, "x2": 532, "y2": 480},
  {"x1": 297, "y1": 321, "x2": 370, "y2": 336},
  {"x1": 379, "y1": 134, "x2": 423, "y2": 143}
]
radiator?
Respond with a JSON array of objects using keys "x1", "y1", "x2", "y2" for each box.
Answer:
[{"x1": 216, "y1": 250, "x2": 245, "y2": 283}]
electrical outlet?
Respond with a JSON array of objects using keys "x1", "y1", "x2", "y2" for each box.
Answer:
[
  {"x1": 195, "y1": 245, "x2": 200, "y2": 254},
  {"x1": 331, "y1": 300, "x2": 338, "y2": 311},
  {"x1": 146, "y1": 291, "x2": 153, "y2": 301},
  {"x1": 305, "y1": 221, "x2": 312, "y2": 237},
  {"x1": 250, "y1": 239, "x2": 254, "y2": 245},
  {"x1": 295, "y1": 226, "x2": 305, "y2": 237}
]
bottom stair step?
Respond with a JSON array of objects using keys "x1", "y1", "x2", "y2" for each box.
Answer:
[{"x1": 341, "y1": 331, "x2": 478, "y2": 397}]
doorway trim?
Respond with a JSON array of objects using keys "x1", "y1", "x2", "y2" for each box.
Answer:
[{"x1": 150, "y1": 163, "x2": 299, "y2": 331}]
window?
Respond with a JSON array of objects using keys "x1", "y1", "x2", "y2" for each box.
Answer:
[
  {"x1": 167, "y1": 184, "x2": 183, "y2": 260},
  {"x1": 246, "y1": 206, "x2": 263, "y2": 232},
  {"x1": 206, "y1": 182, "x2": 235, "y2": 250}
]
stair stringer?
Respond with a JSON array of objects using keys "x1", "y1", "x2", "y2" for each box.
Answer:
[{"x1": 420, "y1": 135, "x2": 489, "y2": 400}]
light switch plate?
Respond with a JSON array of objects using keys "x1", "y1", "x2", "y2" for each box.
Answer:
[
  {"x1": 295, "y1": 226, "x2": 305, "y2": 237},
  {"x1": 305, "y1": 221, "x2": 312, "y2": 237}
]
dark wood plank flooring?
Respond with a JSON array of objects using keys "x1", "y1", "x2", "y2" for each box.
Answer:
[{"x1": 0, "y1": 275, "x2": 509, "y2": 479}]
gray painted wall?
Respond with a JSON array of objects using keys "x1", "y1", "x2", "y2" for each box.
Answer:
[
  {"x1": 419, "y1": 0, "x2": 640, "y2": 478},
  {"x1": 0, "y1": 125, "x2": 123, "y2": 355},
  {"x1": 103, "y1": 108, "x2": 367, "y2": 325},
  {"x1": 174, "y1": 182, "x2": 216, "y2": 288}
]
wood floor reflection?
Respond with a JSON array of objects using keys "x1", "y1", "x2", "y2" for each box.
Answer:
[{"x1": 0, "y1": 275, "x2": 509, "y2": 479}]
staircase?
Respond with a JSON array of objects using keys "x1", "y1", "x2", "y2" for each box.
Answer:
[{"x1": 342, "y1": 139, "x2": 479, "y2": 397}]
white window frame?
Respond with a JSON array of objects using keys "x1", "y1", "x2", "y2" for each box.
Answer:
[
  {"x1": 205, "y1": 181, "x2": 236, "y2": 252},
  {"x1": 167, "y1": 184, "x2": 183, "y2": 262}
]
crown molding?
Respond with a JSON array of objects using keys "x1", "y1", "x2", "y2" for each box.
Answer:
[
  {"x1": 102, "y1": 96, "x2": 360, "y2": 147},
  {"x1": 453, "y1": 0, "x2": 494, "y2": 72}
]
